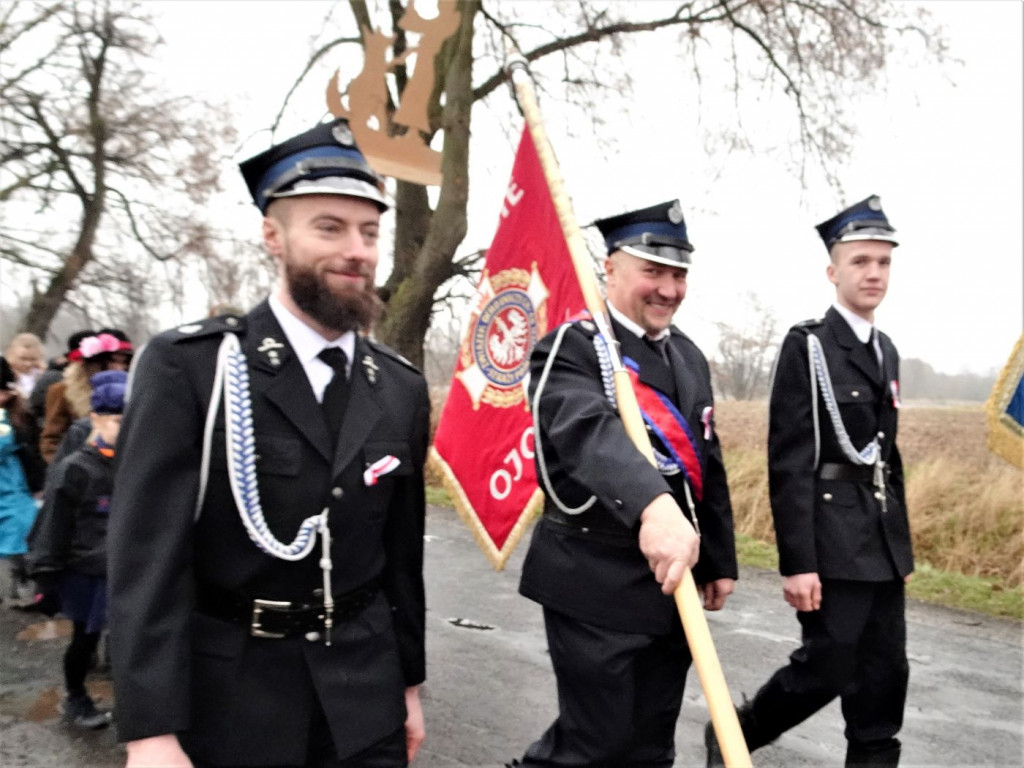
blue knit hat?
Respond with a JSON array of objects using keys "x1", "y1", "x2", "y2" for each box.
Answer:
[{"x1": 90, "y1": 370, "x2": 127, "y2": 414}]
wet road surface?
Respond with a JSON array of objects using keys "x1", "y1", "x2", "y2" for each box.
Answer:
[{"x1": 1, "y1": 504, "x2": 1021, "y2": 767}]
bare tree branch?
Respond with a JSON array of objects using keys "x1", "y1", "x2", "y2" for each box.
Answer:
[
  {"x1": 267, "y1": 0, "x2": 945, "y2": 365},
  {"x1": 269, "y1": 34, "x2": 361, "y2": 137},
  {"x1": 1, "y1": 0, "x2": 238, "y2": 338}
]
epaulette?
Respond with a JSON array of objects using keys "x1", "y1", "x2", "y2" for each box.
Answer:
[
  {"x1": 570, "y1": 318, "x2": 599, "y2": 337},
  {"x1": 365, "y1": 337, "x2": 421, "y2": 374},
  {"x1": 793, "y1": 317, "x2": 824, "y2": 333},
  {"x1": 169, "y1": 315, "x2": 246, "y2": 342}
]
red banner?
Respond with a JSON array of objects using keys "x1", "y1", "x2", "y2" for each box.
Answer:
[{"x1": 429, "y1": 128, "x2": 586, "y2": 569}]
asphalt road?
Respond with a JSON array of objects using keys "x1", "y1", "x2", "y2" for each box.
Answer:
[{"x1": 1, "y1": 504, "x2": 1021, "y2": 767}]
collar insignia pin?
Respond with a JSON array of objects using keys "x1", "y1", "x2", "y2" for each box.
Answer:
[
  {"x1": 363, "y1": 355, "x2": 379, "y2": 384},
  {"x1": 257, "y1": 337, "x2": 285, "y2": 353}
]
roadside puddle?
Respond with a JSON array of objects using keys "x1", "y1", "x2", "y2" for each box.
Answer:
[
  {"x1": 22, "y1": 681, "x2": 114, "y2": 723},
  {"x1": 16, "y1": 619, "x2": 72, "y2": 642},
  {"x1": 24, "y1": 687, "x2": 60, "y2": 722},
  {"x1": 3, "y1": 618, "x2": 112, "y2": 723}
]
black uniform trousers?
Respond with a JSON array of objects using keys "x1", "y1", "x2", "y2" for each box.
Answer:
[
  {"x1": 521, "y1": 608, "x2": 690, "y2": 768},
  {"x1": 190, "y1": 712, "x2": 406, "y2": 768},
  {"x1": 747, "y1": 579, "x2": 908, "y2": 754}
]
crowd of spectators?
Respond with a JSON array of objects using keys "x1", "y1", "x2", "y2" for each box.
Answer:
[{"x1": 1, "y1": 327, "x2": 134, "y2": 730}]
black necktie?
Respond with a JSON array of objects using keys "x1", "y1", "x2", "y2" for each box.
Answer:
[
  {"x1": 318, "y1": 347, "x2": 350, "y2": 442},
  {"x1": 645, "y1": 336, "x2": 670, "y2": 367},
  {"x1": 866, "y1": 328, "x2": 882, "y2": 376}
]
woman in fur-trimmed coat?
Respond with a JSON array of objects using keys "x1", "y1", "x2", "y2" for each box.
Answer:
[{"x1": 40, "y1": 330, "x2": 132, "y2": 464}]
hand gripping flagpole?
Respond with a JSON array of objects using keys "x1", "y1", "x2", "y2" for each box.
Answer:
[{"x1": 506, "y1": 58, "x2": 752, "y2": 768}]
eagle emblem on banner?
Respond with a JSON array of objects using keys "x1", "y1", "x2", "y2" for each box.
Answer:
[{"x1": 457, "y1": 265, "x2": 548, "y2": 410}]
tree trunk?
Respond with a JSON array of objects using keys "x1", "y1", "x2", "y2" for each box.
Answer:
[
  {"x1": 376, "y1": 0, "x2": 478, "y2": 369},
  {"x1": 21, "y1": 168, "x2": 106, "y2": 336},
  {"x1": 384, "y1": 181, "x2": 432, "y2": 300},
  {"x1": 20, "y1": 25, "x2": 110, "y2": 339}
]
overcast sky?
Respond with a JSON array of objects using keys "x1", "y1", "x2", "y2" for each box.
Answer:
[{"x1": 151, "y1": 0, "x2": 1022, "y2": 376}]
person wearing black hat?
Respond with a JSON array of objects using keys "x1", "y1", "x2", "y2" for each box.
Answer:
[
  {"x1": 107, "y1": 118, "x2": 429, "y2": 767},
  {"x1": 705, "y1": 195, "x2": 912, "y2": 767},
  {"x1": 512, "y1": 201, "x2": 738, "y2": 767}
]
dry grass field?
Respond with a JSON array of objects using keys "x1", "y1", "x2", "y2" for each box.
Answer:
[
  {"x1": 717, "y1": 401, "x2": 1024, "y2": 589},
  {"x1": 426, "y1": 393, "x2": 1022, "y2": 616}
]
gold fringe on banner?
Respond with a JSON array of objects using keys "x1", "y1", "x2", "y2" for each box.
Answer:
[
  {"x1": 427, "y1": 447, "x2": 544, "y2": 571},
  {"x1": 985, "y1": 332, "x2": 1024, "y2": 469}
]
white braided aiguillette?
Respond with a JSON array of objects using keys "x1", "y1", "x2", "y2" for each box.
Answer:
[
  {"x1": 807, "y1": 334, "x2": 879, "y2": 466},
  {"x1": 220, "y1": 334, "x2": 321, "y2": 561}
]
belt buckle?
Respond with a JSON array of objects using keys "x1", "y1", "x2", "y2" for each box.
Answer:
[{"x1": 251, "y1": 598, "x2": 292, "y2": 638}]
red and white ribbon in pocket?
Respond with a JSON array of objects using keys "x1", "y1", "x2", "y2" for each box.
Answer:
[
  {"x1": 364, "y1": 455, "x2": 401, "y2": 486},
  {"x1": 701, "y1": 406, "x2": 714, "y2": 441}
]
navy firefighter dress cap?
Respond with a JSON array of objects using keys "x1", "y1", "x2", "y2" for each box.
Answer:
[
  {"x1": 239, "y1": 118, "x2": 388, "y2": 214},
  {"x1": 815, "y1": 194, "x2": 899, "y2": 252},
  {"x1": 593, "y1": 200, "x2": 694, "y2": 270}
]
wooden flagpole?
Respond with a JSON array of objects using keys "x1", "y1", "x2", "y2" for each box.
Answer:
[{"x1": 506, "y1": 59, "x2": 752, "y2": 768}]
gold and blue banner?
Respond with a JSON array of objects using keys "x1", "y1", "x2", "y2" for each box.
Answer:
[{"x1": 986, "y1": 332, "x2": 1024, "y2": 469}]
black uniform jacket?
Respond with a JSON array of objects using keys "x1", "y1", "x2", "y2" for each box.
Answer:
[
  {"x1": 519, "y1": 316, "x2": 737, "y2": 636},
  {"x1": 29, "y1": 443, "x2": 112, "y2": 580},
  {"x1": 768, "y1": 306, "x2": 913, "y2": 581},
  {"x1": 107, "y1": 301, "x2": 430, "y2": 763}
]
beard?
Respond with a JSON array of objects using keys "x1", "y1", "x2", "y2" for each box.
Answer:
[{"x1": 284, "y1": 260, "x2": 382, "y2": 334}]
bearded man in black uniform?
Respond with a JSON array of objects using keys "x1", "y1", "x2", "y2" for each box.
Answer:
[
  {"x1": 108, "y1": 119, "x2": 430, "y2": 768},
  {"x1": 511, "y1": 201, "x2": 738, "y2": 768},
  {"x1": 706, "y1": 195, "x2": 913, "y2": 767}
]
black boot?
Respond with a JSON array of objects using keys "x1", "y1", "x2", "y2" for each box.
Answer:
[
  {"x1": 8, "y1": 554, "x2": 32, "y2": 601},
  {"x1": 845, "y1": 740, "x2": 901, "y2": 766},
  {"x1": 63, "y1": 692, "x2": 111, "y2": 730},
  {"x1": 704, "y1": 719, "x2": 724, "y2": 768},
  {"x1": 705, "y1": 701, "x2": 760, "y2": 767}
]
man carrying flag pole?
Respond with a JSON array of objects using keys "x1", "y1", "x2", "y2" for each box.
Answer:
[
  {"x1": 501, "y1": 61, "x2": 749, "y2": 767},
  {"x1": 510, "y1": 196, "x2": 739, "y2": 766}
]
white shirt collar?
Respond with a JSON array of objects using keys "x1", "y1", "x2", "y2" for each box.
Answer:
[
  {"x1": 832, "y1": 301, "x2": 874, "y2": 345},
  {"x1": 607, "y1": 301, "x2": 671, "y2": 341},
  {"x1": 269, "y1": 294, "x2": 355, "y2": 378}
]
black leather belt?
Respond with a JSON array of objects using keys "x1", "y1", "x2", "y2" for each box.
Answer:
[
  {"x1": 818, "y1": 462, "x2": 888, "y2": 483},
  {"x1": 195, "y1": 580, "x2": 378, "y2": 639},
  {"x1": 544, "y1": 508, "x2": 634, "y2": 542}
]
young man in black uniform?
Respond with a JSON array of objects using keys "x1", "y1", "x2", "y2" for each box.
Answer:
[
  {"x1": 108, "y1": 119, "x2": 430, "y2": 767},
  {"x1": 706, "y1": 195, "x2": 913, "y2": 767},
  {"x1": 513, "y1": 201, "x2": 738, "y2": 767}
]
